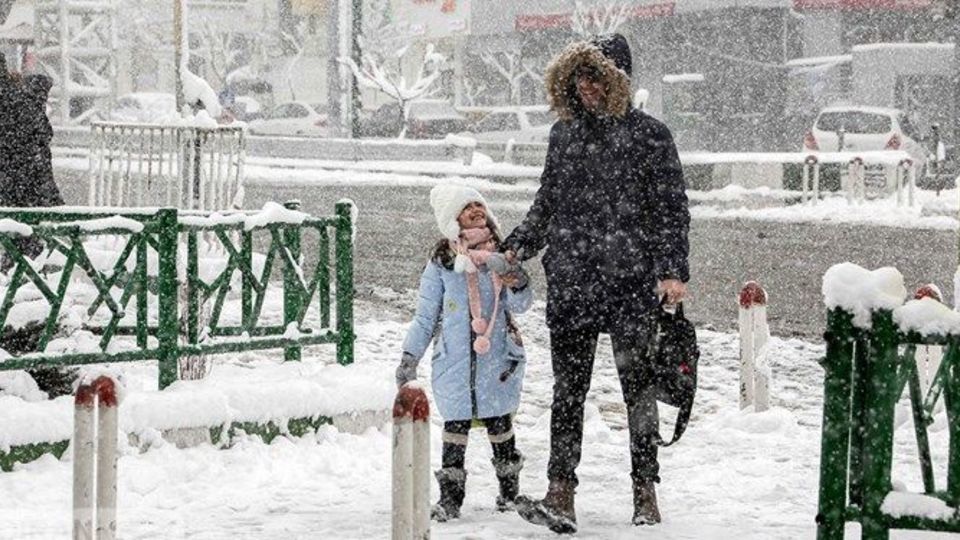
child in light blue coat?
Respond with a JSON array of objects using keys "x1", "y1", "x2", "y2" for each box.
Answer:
[{"x1": 396, "y1": 184, "x2": 532, "y2": 521}]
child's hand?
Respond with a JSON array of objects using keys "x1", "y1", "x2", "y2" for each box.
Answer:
[
  {"x1": 501, "y1": 269, "x2": 528, "y2": 290},
  {"x1": 395, "y1": 353, "x2": 419, "y2": 388}
]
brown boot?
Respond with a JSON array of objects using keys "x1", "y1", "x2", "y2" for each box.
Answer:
[
  {"x1": 632, "y1": 480, "x2": 661, "y2": 525},
  {"x1": 516, "y1": 480, "x2": 577, "y2": 534}
]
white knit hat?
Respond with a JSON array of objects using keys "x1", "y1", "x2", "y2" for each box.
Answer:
[{"x1": 429, "y1": 184, "x2": 498, "y2": 241}]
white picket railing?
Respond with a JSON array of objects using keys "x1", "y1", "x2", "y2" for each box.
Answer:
[{"x1": 87, "y1": 122, "x2": 246, "y2": 211}]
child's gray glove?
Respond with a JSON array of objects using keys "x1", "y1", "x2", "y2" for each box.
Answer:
[
  {"x1": 395, "y1": 352, "x2": 419, "y2": 388},
  {"x1": 486, "y1": 253, "x2": 528, "y2": 290}
]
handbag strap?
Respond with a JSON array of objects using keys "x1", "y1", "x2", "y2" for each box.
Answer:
[{"x1": 656, "y1": 295, "x2": 691, "y2": 447}]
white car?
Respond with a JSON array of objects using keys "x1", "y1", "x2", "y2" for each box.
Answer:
[
  {"x1": 109, "y1": 93, "x2": 178, "y2": 123},
  {"x1": 463, "y1": 106, "x2": 556, "y2": 143},
  {"x1": 248, "y1": 102, "x2": 330, "y2": 137},
  {"x1": 804, "y1": 105, "x2": 927, "y2": 169}
]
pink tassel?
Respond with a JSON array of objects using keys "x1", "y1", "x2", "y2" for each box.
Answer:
[
  {"x1": 474, "y1": 335, "x2": 491, "y2": 355},
  {"x1": 472, "y1": 318, "x2": 487, "y2": 334}
]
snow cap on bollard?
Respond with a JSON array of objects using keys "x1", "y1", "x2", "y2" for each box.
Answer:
[
  {"x1": 914, "y1": 283, "x2": 943, "y2": 303},
  {"x1": 393, "y1": 383, "x2": 429, "y2": 422},
  {"x1": 74, "y1": 375, "x2": 119, "y2": 408},
  {"x1": 739, "y1": 281, "x2": 768, "y2": 309}
]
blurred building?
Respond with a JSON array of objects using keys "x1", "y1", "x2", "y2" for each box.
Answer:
[{"x1": 451, "y1": 0, "x2": 955, "y2": 152}]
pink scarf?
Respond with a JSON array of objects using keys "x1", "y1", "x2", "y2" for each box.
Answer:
[{"x1": 452, "y1": 227, "x2": 501, "y2": 355}]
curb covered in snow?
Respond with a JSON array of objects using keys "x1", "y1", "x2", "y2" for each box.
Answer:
[{"x1": 0, "y1": 361, "x2": 394, "y2": 471}]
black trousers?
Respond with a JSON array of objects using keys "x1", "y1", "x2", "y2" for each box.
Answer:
[
  {"x1": 546, "y1": 319, "x2": 661, "y2": 487},
  {"x1": 441, "y1": 414, "x2": 520, "y2": 469}
]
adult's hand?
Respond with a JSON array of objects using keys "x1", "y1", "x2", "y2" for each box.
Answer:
[{"x1": 658, "y1": 279, "x2": 687, "y2": 305}]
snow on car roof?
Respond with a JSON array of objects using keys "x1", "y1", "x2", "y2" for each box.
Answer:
[{"x1": 818, "y1": 104, "x2": 901, "y2": 117}]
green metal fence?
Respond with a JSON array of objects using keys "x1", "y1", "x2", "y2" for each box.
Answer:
[
  {"x1": 0, "y1": 202, "x2": 354, "y2": 389},
  {"x1": 817, "y1": 307, "x2": 960, "y2": 539}
]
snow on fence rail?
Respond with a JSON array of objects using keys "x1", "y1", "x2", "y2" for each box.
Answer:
[
  {"x1": 817, "y1": 263, "x2": 960, "y2": 539},
  {"x1": 0, "y1": 201, "x2": 355, "y2": 389},
  {"x1": 87, "y1": 122, "x2": 246, "y2": 212}
]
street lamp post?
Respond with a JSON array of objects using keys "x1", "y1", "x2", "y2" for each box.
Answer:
[
  {"x1": 351, "y1": 0, "x2": 361, "y2": 138},
  {"x1": 173, "y1": 0, "x2": 184, "y2": 112}
]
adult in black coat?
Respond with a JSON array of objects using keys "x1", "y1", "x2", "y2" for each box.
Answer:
[
  {"x1": 504, "y1": 34, "x2": 690, "y2": 533},
  {"x1": 0, "y1": 60, "x2": 63, "y2": 208}
]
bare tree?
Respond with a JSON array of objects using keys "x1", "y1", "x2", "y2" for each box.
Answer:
[
  {"x1": 478, "y1": 51, "x2": 527, "y2": 105},
  {"x1": 339, "y1": 43, "x2": 445, "y2": 138},
  {"x1": 194, "y1": 23, "x2": 241, "y2": 88},
  {"x1": 571, "y1": 0, "x2": 631, "y2": 37},
  {"x1": 462, "y1": 77, "x2": 488, "y2": 106}
]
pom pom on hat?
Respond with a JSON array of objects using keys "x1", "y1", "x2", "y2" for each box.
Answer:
[{"x1": 430, "y1": 184, "x2": 498, "y2": 241}]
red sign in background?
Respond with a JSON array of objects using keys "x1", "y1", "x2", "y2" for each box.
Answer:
[{"x1": 515, "y1": 2, "x2": 675, "y2": 32}]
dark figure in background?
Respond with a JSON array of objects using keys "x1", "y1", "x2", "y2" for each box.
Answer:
[
  {"x1": 0, "y1": 58, "x2": 63, "y2": 209},
  {"x1": 0, "y1": 56, "x2": 63, "y2": 264},
  {"x1": 0, "y1": 56, "x2": 73, "y2": 397},
  {"x1": 503, "y1": 34, "x2": 690, "y2": 533}
]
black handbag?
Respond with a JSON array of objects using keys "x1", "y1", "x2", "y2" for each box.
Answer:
[{"x1": 651, "y1": 299, "x2": 699, "y2": 446}]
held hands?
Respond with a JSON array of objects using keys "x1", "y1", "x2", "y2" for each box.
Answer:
[
  {"x1": 487, "y1": 252, "x2": 528, "y2": 289},
  {"x1": 658, "y1": 279, "x2": 687, "y2": 305}
]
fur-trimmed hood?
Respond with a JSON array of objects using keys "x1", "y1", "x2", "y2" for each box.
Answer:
[{"x1": 545, "y1": 34, "x2": 633, "y2": 121}]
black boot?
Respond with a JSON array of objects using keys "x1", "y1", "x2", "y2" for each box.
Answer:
[
  {"x1": 431, "y1": 468, "x2": 466, "y2": 522},
  {"x1": 493, "y1": 453, "x2": 524, "y2": 512},
  {"x1": 632, "y1": 480, "x2": 662, "y2": 525},
  {"x1": 516, "y1": 480, "x2": 577, "y2": 534}
]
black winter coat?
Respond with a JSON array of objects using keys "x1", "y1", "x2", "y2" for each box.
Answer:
[
  {"x1": 505, "y1": 35, "x2": 690, "y2": 333},
  {"x1": 505, "y1": 109, "x2": 690, "y2": 333},
  {"x1": 0, "y1": 72, "x2": 63, "y2": 208}
]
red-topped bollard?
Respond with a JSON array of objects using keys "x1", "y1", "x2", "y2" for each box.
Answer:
[
  {"x1": 739, "y1": 281, "x2": 770, "y2": 412},
  {"x1": 393, "y1": 383, "x2": 430, "y2": 540},
  {"x1": 74, "y1": 374, "x2": 121, "y2": 540},
  {"x1": 914, "y1": 283, "x2": 943, "y2": 302}
]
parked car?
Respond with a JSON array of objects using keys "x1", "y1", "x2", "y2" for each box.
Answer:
[
  {"x1": 248, "y1": 101, "x2": 330, "y2": 137},
  {"x1": 803, "y1": 105, "x2": 927, "y2": 169},
  {"x1": 109, "y1": 93, "x2": 177, "y2": 123},
  {"x1": 359, "y1": 99, "x2": 467, "y2": 139},
  {"x1": 461, "y1": 106, "x2": 556, "y2": 143},
  {"x1": 229, "y1": 96, "x2": 263, "y2": 122}
]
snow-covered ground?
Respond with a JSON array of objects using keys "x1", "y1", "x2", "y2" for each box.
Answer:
[{"x1": 0, "y1": 294, "x2": 954, "y2": 539}]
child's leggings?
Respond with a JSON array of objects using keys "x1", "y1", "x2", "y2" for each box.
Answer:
[{"x1": 441, "y1": 414, "x2": 520, "y2": 468}]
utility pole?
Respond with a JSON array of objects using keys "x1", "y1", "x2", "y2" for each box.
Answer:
[
  {"x1": 351, "y1": 0, "x2": 362, "y2": 138},
  {"x1": 174, "y1": 0, "x2": 184, "y2": 112}
]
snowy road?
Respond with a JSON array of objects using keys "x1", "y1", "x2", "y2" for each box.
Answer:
[{"x1": 52, "y1": 164, "x2": 958, "y2": 339}]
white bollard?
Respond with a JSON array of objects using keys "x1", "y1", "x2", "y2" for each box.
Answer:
[
  {"x1": 803, "y1": 155, "x2": 819, "y2": 205},
  {"x1": 914, "y1": 285, "x2": 944, "y2": 395},
  {"x1": 847, "y1": 157, "x2": 865, "y2": 205},
  {"x1": 739, "y1": 281, "x2": 770, "y2": 412},
  {"x1": 73, "y1": 376, "x2": 120, "y2": 540},
  {"x1": 392, "y1": 383, "x2": 430, "y2": 540}
]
